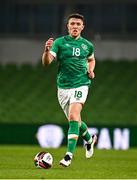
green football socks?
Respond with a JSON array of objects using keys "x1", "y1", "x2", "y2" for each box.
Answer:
[
  {"x1": 67, "y1": 120, "x2": 79, "y2": 154},
  {"x1": 80, "y1": 121, "x2": 92, "y2": 143}
]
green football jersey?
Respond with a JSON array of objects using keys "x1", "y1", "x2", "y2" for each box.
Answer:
[{"x1": 50, "y1": 35, "x2": 94, "y2": 88}]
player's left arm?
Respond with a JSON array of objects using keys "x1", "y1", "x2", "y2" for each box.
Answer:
[{"x1": 87, "y1": 54, "x2": 96, "y2": 79}]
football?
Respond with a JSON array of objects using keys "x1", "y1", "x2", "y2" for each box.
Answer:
[{"x1": 34, "y1": 151, "x2": 53, "y2": 169}]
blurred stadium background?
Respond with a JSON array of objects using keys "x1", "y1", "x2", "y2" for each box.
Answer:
[{"x1": 0, "y1": 0, "x2": 137, "y2": 149}]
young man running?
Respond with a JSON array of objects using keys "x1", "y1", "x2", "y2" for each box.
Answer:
[{"x1": 42, "y1": 13, "x2": 97, "y2": 167}]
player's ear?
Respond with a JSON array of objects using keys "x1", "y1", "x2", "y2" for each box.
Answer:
[{"x1": 81, "y1": 24, "x2": 84, "y2": 31}]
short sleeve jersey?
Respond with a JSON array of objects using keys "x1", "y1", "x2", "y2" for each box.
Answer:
[{"x1": 50, "y1": 35, "x2": 94, "y2": 89}]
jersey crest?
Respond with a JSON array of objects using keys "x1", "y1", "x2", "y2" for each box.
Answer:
[{"x1": 81, "y1": 43, "x2": 88, "y2": 50}]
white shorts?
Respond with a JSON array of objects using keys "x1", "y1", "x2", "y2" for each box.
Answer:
[{"x1": 57, "y1": 86, "x2": 89, "y2": 118}]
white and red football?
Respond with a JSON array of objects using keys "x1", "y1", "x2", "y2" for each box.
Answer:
[{"x1": 34, "y1": 151, "x2": 53, "y2": 169}]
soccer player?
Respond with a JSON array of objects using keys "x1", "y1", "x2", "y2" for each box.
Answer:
[{"x1": 42, "y1": 13, "x2": 97, "y2": 167}]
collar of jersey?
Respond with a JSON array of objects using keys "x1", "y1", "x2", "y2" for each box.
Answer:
[{"x1": 67, "y1": 35, "x2": 82, "y2": 41}]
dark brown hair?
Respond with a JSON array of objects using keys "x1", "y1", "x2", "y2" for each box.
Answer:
[{"x1": 67, "y1": 13, "x2": 84, "y2": 24}]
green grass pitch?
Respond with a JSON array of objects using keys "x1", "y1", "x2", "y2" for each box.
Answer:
[{"x1": 0, "y1": 145, "x2": 137, "y2": 179}]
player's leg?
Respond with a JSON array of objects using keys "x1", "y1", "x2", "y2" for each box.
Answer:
[
  {"x1": 59, "y1": 86, "x2": 89, "y2": 166},
  {"x1": 58, "y1": 88, "x2": 78, "y2": 167},
  {"x1": 60, "y1": 103, "x2": 82, "y2": 167},
  {"x1": 80, "y1": 121, "x2": 97, "y2": 158},
  {"x1": 80, "y1": 121, "x2": 92, "y2": 143}
]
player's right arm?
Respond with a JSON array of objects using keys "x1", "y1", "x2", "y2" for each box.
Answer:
[{"x1": 42, "y1": 38, "x2": 55, "y2": 66}]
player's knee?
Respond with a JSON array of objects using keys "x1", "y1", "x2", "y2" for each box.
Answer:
[{"x1": 68, "y1": 113, "x2": 79, "y2": 121}]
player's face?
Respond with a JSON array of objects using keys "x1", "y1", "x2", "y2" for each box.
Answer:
[{"x1": 67, "y1": 18, "x2": 84, "y2": 38}]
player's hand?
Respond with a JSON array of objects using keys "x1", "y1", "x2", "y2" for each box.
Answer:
[
  {"x1": 45, "y1": 38, "x2": 54, "y2": 52},
  {"x1": 88, "y1": 70, "x2": 95, "y2": 79}
]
